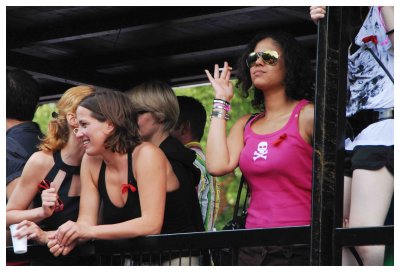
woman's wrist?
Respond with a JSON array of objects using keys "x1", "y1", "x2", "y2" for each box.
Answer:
[
  {"x1": 85, "y1": 225, "x2": 95, "y2": 240},
  {"x1": 37, "y1": 207, "x2": 50, "y2": 221},
  {"x1": 41, "y1": 231, "x2": 51, "y2": 244},
  {"x1": 214, "y1": 96, "x2": 231, "y2": 103}
]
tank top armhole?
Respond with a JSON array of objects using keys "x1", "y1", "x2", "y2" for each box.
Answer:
[{"x1": 292, "y1": 99, "x2": 313, "y2": 147}]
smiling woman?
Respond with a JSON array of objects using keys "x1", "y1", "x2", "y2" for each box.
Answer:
[
  {"x1": 47, "y1": 90, "x2": 170, "y2": 259},
  {"x1": 6, "y1": 86, "x2": 94, "y2": 265},
  {"x1": 204, "y1": 31, "x2": 315, "y2": 265}
]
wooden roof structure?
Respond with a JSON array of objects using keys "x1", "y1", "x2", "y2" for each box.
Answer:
[{"x1": 7, "y1": 6, "x2": 317, "y2": 101}]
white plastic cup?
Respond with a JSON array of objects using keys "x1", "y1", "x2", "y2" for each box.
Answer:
[{"x1": 9, "y1": 224, "x2": 27, "y2": 254}]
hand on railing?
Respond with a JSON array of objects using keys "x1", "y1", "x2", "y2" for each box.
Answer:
[
  {"x1": 47, "y1": 236, "x2": 77, "y2": 256},
  {"x1": 309, "y1": 6, "x2": 326, "y2": 24},
  {"x1": 47, "y1": 220, "x2": 84, "y2": 256}
]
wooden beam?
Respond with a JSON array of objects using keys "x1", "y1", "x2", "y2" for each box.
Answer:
[
  {"x1": 7, "y1": 7, "x2": 263, "y2": 49},
  {"x1": 7, "y1": 51, "x2": 122, "y2": 89}
]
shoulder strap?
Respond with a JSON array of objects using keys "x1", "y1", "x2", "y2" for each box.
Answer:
[
  {"x1": 98, "y1": 161, "x2": 107, "y2": 196},
  {"x1": 43, "y1": 151, "x2": 61, "y2": 182},
  {"x1": 244, "y1": 113, "x2": 259, "y2": 128},
  {"x1": 127, "y1": 151, "x2": 137, "y2": 187},
  {"x1": 366, "y1": 47, "x2": 394, "y2": 83}
]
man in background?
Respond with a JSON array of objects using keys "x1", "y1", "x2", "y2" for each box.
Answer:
[
  {"x1": 171, "y1": 96, "x2": 219, "y2": 231},
  {"x1": 6, "y1": 69, "x2": 42, "y2": 200}
]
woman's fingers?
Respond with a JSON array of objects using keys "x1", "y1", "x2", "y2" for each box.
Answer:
[
  {"x1": 62, "y1": 242, "x2": 77, "y2": 256},
  {"x1": 47, "y1": 238, "x2": 58, "y2": 249},
  {"x1": 204, "y1": 69, "x2": 214, "y2": 83},
  {"x1": 219, "y1": 61, "x2": 231, "y2": 80},
  {"x1": 310, "y1": 6, "x2": 326, "y2": 23},
  {"x1": 56, "y1": 221, "x2": 77, "y2": 246},
  {"x1": 213, "y1": 64, "x2": 220, "y2": 79},
  {"x1": 205, "y1": 62, "x2": 231, "y2": 82},
  {"x1": 28, "y1": 232, "x2": 37, "y2": 239},
  {"x1": 50, "y1": 243, "x2": 64, "y2": 257},
  {"x1": 60, "y1": 227, "x2": 77, "y2": 246}
]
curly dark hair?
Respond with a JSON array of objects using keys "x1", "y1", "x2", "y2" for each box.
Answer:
[
  {"x1": 235, "y1": 31, "x2": 314, "y2": 111},
  {"x1": 78, "y1": 90, "x2": 141, "y2": 154}
]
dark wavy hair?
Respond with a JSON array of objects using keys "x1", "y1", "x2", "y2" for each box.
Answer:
[
  {"x1": 236, "y1": 31, "x2": 314, "y2": 111},
  {"x1": 78, "y1": 90, "x2": 141, "y2": 153}
]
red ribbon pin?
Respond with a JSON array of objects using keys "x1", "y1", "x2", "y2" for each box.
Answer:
[
  {"x1": 121, "y1": 183, "x2": 137, "y2": 194},
  {"x1": 273, "y1": 133, "x2": 287, "y2": 146}
]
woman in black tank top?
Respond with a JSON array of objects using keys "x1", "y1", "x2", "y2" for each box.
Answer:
[
  {"x1": 127, "y1": 81, "x2": 205, "y2": 265},
  {"x1": 47, "y1": 90, "x2": 171, "y2": 258},
  {"x1": 6, "y1": 86, "x2": 95, "y2": 246}
]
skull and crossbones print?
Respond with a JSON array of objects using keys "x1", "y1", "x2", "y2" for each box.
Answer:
[{"x1": 253, "y1": 141, "x2": 268, "y2": 161}]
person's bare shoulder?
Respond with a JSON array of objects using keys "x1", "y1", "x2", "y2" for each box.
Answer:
[
  {"x1": 25, "y1": 150, "x2": 54, "y2": 172},
  {"x1": 299, "y1": 103, "x2": 315, "y2": 141},
  {"x1": 301, "y1": 103, "x2": 314, "y2": 122},
  {"x1": 133, "y1": 142, "x2": 165, "y2": 162}
]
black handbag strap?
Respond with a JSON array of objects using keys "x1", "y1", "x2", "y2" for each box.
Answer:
[
  {"x1": 231, "y1": 113, "x2": 259, "y2": 222},
  {"x1": 232, "y1": 175, "x2": 247, "y2": 221},
  {"x1": 349, "y1": 246, "x2": 364, "y2": 266},
  {"x1": 366, "y1": 47, "x2": 394, "y2": 83}
]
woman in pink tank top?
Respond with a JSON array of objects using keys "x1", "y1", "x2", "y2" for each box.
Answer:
[{"x1": 205, "y1": 31, "x2": 314, "y2": 265}]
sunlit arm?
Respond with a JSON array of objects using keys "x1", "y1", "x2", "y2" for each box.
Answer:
[{"x1": 6, "y1": 152, "x2": 55, "y2": 227}]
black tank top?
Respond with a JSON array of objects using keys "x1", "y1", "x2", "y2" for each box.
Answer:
[
  {"x1": 98, "y1": 144, "x2": 200, "y2": 234},
  {"x1": 159, "y1": 136, "x2": 201, "y2": 234},
  {"x1": 98, "y1": 152, "x2": 141, "y2": 224},
  {"x1": 34, "y1": 150, "x2": 80, "y2": 231}
]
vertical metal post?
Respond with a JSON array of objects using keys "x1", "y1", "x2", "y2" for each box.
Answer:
[{"x1": 310, "y1": 6, "x2": 352, "y2": 265}]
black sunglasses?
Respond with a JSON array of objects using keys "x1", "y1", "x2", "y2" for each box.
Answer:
[{"x1": 246, "y1": 50, "x2": 279, "y2": 68}]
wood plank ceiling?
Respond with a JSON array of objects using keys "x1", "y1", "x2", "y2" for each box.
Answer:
[{"x1": 6, "y1": 6, "x2": 317, "y2": 101}]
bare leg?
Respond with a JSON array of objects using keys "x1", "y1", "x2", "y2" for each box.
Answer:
[
  {"x1": 343, "y1": 176, "x2": 352, "y2": 227},
  {"x1": 342, "y1": 176, "x2": 359, "y2": 265},
  {"x1": 348, "y1": 167, "x2": 393, "y2": 265}
]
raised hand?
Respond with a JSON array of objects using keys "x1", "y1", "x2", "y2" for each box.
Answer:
[{"x1": 205, "y1": 61, "x2": 234, "y2": 102}]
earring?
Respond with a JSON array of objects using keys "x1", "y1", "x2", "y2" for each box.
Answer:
[{"x1": 73, "y1": 128, "x2": 79, "y2": 135}]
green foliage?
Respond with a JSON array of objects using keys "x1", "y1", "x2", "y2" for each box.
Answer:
[
  {"x1": 33, "y1": 103, "x2": 57, "y2": 134},
  {"x1": 174, "y1": 83, "x2": 254, "y2": 230}
]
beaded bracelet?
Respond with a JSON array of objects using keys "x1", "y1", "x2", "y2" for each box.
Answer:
[
  {"x1": 386, "y1": 29, "x2": 394, "y2": 35},
  {"x1": 213, "y1": 102, "x2": 231, "y2": 112},
  {"x1": 210, "y1": 110, "x2": 230, "y2": 121},
  {"x1": 213, "y1": 105, "x2": 229, "y2": 111}
]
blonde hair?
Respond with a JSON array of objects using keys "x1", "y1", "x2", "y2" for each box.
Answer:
[
  {"x1": 127, "y1": 80, "x2": 179, "y2": 132},
  {"x1": 39, "y1": 86, "x2": 95, "y2": 151}
]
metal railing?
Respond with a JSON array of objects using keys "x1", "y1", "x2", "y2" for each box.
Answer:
[{"x1": 6, "y1": 225, "x2": 393, "y2": 265}]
